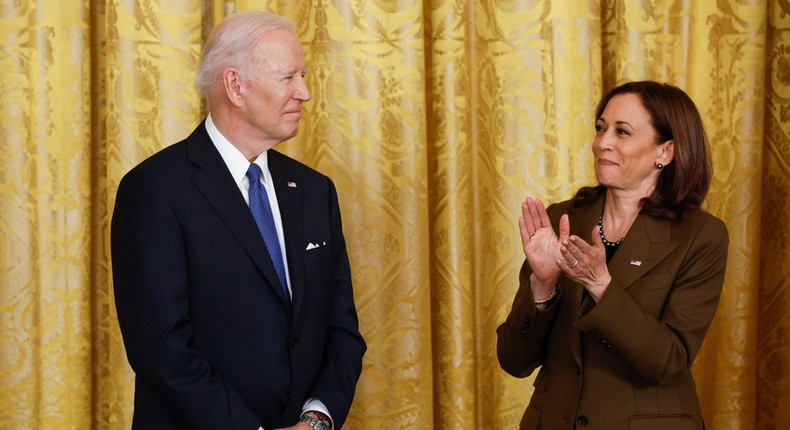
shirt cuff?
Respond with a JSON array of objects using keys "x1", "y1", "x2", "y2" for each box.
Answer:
[{"x1": 302, "y1": 398, "x2": 334, "y2": 429}]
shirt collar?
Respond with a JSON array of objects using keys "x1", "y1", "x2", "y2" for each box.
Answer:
[{"x1": 205, "y1": 113, "x2": 269, "y2": 185}]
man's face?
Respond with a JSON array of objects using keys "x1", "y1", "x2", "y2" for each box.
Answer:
[{"x1": 240, "y1": 28, "x2": 310, "y2": 146}]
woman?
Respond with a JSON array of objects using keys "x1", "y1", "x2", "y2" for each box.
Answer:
[{"x1": 497, "y1": 81, "x2": 728, "y2": 430}]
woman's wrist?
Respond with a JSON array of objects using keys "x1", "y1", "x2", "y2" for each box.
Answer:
[
  {"x1": 586, "y1": 273, "x2": 612, "y2": 303},
  {"x1": 534, "y1": 284, "x2": 557, "y2": 304},
  {"x1": 530, "y1": 273, "x2": 558, "y2": 298},
  {"x1": 530, "y1": 273, "x2": 559, "y2": 310}
]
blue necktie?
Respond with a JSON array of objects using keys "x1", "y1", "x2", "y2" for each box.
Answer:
[{"x1": 246, "y1": 163, "x2": 289, "y2": 299}]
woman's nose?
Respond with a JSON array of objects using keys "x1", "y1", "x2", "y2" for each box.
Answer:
[{"x1": 594, "y1": 132, "x2": 614, "y2": 151}]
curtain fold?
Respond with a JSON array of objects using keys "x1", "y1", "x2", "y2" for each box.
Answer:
[
  {"x1": 0, "y1": 1, "x2": 94, "y2": 428},
  {"x1": 759, "y1": 2, "x2": 790, "y2": 428},
  {"x1": 1, "y1": 1, "x2": 787, "y2": 429}
]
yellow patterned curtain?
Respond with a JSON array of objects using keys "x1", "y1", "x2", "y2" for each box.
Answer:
[{"x1": 0, "y1": 1, "x2": 787, "y2": 429}]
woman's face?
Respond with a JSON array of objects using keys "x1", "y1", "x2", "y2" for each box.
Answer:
[{"x1": 592, "y1": 93, "x2": 672, "y2": 196}]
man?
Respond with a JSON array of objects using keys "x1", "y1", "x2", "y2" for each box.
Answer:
[{"x1": 111, "y1": 11, "x2": 366, "y2": 430}]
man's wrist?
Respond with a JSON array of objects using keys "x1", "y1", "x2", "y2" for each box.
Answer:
[{"x1": 299, "y1": 412, "x2": 331, "y2": 430}]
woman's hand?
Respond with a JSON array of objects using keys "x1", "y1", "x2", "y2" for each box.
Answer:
[
  {"x1": 519, "y1": 198, "x2": 569, "y2": 294},
  {"x1": 558, "y1": 225, "x2": 612, "y2": 301}
]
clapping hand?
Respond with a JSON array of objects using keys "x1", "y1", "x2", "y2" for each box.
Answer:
[{"x1": 519, "y1": 198, "x2": 570, "y2": 297}]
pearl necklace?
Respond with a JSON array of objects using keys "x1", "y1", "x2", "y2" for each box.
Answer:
[{"x1": 598, "y1": 215, "x2": 624, "y2": 247}]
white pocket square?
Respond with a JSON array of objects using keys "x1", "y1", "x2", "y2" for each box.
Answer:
[{"x1": 306, "y1": 242, "x2": 326, "y2": 250}]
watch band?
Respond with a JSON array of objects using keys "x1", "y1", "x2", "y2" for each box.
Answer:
[{"x1": 299, "y1": 414, "x2": 331, "y2": 430}]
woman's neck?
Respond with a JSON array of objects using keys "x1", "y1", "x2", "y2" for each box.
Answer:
[{"x1": 602, "y1": 189, "x2": 644, "y2": 241}]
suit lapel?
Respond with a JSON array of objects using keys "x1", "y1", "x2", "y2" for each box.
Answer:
[
  {"x1": 269, "y1": 151, "x2": 305, "y2": 317},
  {"x1": 562, "y1": 194, "x2": 681, "y2": 365},
  {"x1": 562, "y1": 197, "x2": 604, "y2": 366},
  {"x1": 186, "y1": 124, "x2": 290, "y2": 307},
  {"x1": 607, "y1": 214, "x2": 680, "y2": 290}
]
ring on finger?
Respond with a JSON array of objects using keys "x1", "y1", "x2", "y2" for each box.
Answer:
[{"x1": 569, "y1": 259, "x2": 579, "y2": 268}]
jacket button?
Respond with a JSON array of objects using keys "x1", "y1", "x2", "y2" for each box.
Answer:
[
  {"x1": 574, "y1": 365, "x2": 581, "y2": 375},
  {"x1": 577, "y1": 415, "x2": 589, "y2": 425},
  {"x1": 520, "y1": 317, "x2": 532, "y2": 336},
  {"x1": 290, "y1": 339, "x2": 299, "y2": 348}
]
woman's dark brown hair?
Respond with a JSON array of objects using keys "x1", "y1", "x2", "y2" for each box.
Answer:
[{"x1": 572, "y1": 81, "x2": 712, "y2": 220}]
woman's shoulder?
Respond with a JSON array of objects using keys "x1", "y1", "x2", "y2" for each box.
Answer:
[
  {"x1": 547, "y1": 191, "x2": 603, "y2": 216},
  {"x1": 673, "y1": 209, "x2": 729, "y2": 243},
  {"x1": 546, "y1": 198, "x2": 574, "y2": 212},
  {"x1": 544, "y1": 198, "x2": 576, "y2": 222},
  {"x1": 679, "y1": 209, "x2": 726, "y2": 228},
  {"x1": 544, "y1": 195, "x2": 602, "y2": 229}
]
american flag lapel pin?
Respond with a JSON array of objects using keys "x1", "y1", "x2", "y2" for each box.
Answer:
[
  {"x1": 287, "y1": 181, "x2": 297, "y2": 188},
  {"x1": 630, "y1": 260, "x2": 642, "y2": 267}
]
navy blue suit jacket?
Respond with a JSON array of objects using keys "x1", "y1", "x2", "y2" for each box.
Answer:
[{"x1": 111, "y1": 122, "x2": 366, "y2": 429}]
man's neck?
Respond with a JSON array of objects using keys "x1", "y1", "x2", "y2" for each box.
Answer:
[{"x1": 209, "y1": 108, "x2": 277, "y2": 161}]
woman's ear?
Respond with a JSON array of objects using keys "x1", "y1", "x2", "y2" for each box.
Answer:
[{"x1": 659, "y1": 140, "x2": 675, "y2": 166}]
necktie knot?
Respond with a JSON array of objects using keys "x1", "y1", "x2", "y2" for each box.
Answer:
[{"x1": 246, "y1": 163, "x2": 262, "y2": 184}]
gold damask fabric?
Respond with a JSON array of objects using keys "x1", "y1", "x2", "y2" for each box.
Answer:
[{"x1": 0, "y1": 1, "x2": 787, "y2": 429}]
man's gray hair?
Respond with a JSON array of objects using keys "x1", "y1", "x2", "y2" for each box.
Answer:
[{"x1": 196, "y1": 11, "x2": 295, "y2": 96}]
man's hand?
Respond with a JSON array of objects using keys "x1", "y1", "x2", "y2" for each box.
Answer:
[
  {"x1": 276, "y1": 411, "x2": 331, "y2": 430},
  {"x1": 274, "y1": 424, "x2": 312, "y2": 430}
]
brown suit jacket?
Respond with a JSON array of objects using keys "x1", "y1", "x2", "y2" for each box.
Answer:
[{"x1": 497, "y1": 195, "x2": 728, "y2": 430}]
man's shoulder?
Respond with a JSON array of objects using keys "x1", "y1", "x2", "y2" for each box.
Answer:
[
  {"x1": 269, "y1": 149, "x2": 331, "y2": 183},
  {"x1": 122, "y1": 124, "x2": 207, "y2": 179},
  {"x1": 121, "y1": 141, "x2": 188, "y2": 184}
]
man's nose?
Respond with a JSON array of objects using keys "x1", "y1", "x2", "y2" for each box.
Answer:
[{"x1": 294, "y1": 76, "x2": 311, "y2": 101}]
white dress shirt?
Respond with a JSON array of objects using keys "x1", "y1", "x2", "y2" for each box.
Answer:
[{"x1": 205, "y1": 114, "x2": 292, "y2": 298}]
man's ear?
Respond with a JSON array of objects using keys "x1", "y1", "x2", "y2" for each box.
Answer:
[
  {"x1": 222, "y1": 68, "x2": 244, "y2": 107},
  {"x1": 659, "y1": 140, "x2": 675, "y2": 166}
]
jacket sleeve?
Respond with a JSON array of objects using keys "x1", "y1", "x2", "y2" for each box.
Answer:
[
  {"x1": 496, "y1": 260, "x2": 562, "y2": 378},
  {"x1": 111, "y1": 169, "x2": 261, "y2": 430},
  {"x1": 576, "y1": 215, "x2": 729, "y2": 385},
  {"x1": 305, "y1": 178, "x2": 366, "y2": 427}
]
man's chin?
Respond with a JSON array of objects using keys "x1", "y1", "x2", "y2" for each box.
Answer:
[{"x1": 276, "y1": 128, "x2": 300, "y2": 144}]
